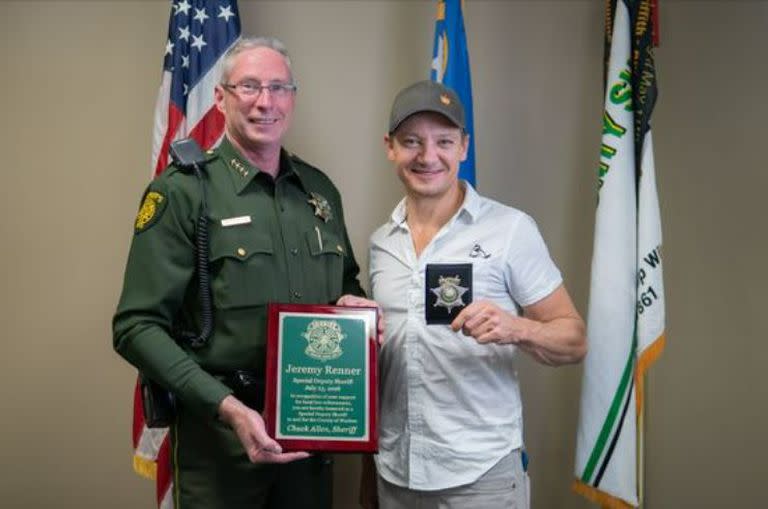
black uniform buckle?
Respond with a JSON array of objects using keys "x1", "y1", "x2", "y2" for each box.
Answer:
[{"x1": 222, "y1": 370, "x2": 265, "y2": 411}]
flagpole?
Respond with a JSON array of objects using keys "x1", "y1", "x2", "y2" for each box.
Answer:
[{"x1": 638, "y1": 375, "x2": 645, "y2": 508}]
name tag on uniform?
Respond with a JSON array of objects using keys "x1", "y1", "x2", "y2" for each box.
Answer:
[
  {"x1": 425, "y1": 263, "x2": 473, "y2": 325},
  {"x1": 221, "y1": 215, "x2": 252, "y2": 227}
]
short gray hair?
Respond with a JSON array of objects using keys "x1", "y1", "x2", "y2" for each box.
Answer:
[{"x1": 219, "y1": 36, "x2": 294, "y2": 84}]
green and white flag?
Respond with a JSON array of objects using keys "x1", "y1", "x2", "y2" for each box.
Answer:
[{"x1": 574, "y1": 1, "x2": 665, "y2": 507}]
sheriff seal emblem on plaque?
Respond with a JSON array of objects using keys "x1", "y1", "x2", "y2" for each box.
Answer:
[
  {"x1": 430, "y1": 275, "x2": 469, "y2": 312},
  {"x1": 303, "y1": 320, "x2": 345, "y2": 361}
]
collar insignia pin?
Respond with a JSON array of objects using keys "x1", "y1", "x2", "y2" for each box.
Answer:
[
  {"x1": 230, "y1": 158, "x2": 248, "y2": 177},
  {"x1": 469, "y1": 244, "x2": 491, "y2": 259}
]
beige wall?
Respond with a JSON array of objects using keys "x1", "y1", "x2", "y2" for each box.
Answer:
[{"x1": 0, "y1": 1, "x2": 765, "y2": 508}]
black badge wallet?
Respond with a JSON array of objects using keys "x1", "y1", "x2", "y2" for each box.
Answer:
[{"x1": 425, "y1": 263, "x2": 473, "y2": 325}]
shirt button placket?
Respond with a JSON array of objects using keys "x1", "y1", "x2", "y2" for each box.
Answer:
[
  {"x1": 276, "y1": 183, "x2": 302, "y2": 303},
  {"x1": 406, "y1": 273, "x2": 426, "y2": 485}
]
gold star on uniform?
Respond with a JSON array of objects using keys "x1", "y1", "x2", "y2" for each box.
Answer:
[{"x1": 307, "y1": 192, "x2": 333, "y2": 222}]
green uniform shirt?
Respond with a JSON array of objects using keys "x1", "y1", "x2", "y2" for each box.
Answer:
[{"x1": 113, "y1": 137, "x2": 364, "y2": 420}]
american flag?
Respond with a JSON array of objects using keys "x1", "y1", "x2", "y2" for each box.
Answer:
[
  {"x1": 133, "y1": 2, "x2": 240, "y2": 507},
  {"x1": 151, "y1": 0, "x2": 240, "y2": 176}
]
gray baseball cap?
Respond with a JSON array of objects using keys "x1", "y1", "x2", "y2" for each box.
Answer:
[{"x1": 388, "y1": 80, "x2": 465, "y2": 134}]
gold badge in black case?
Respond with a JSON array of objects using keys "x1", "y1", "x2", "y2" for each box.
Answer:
[{"x1": 425, "y1": 263, "x2": 473, "y2": 324}]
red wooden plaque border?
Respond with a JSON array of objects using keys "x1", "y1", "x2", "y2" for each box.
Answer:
[{"x1": 265, "y1": 303, "x2": 378, "y2": 453}]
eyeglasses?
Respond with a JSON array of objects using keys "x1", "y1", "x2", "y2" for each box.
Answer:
[{"x1": 222, "y1": 81, "x2": 298, "y2": 98}]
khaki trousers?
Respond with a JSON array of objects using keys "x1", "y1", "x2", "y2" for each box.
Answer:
[{"x1": 378, "y1": 450, "x2": 529, "y2": 509}]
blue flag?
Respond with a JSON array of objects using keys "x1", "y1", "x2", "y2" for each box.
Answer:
[{"x1": 430, "y1": 0, "x2": 476, "y2": 185}]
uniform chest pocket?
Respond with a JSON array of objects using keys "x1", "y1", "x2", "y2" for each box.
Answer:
[
  {"x1": 209, "y1": 222, "x2": 275, "y2": 309},
  {"x1": 304, "y1": 227, "x2": 345, "y2": 303}
]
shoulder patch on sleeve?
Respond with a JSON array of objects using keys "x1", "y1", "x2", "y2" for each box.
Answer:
[{"x1": 135, "y1": 190, "x2": 168, "y2": 233}]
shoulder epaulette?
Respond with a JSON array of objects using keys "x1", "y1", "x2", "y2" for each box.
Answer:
[
  {"x1": 161, "y1": 147, "x2": 219, "y2": 177},
  {"x1": 204, "y1": 148, "x2": 220, "y2": 162}
]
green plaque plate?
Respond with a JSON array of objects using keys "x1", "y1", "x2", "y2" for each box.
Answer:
[{"x1": 265, "y1": 303, "x2": 378, "y2": 452}]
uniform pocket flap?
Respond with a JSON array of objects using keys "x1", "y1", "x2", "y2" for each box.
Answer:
[
  {"x1": 305, "y1": 228, "x2": 345, "y2": 257},
  {"x1": 209, "y1": 222, "x2": 274, "y2": 262}
]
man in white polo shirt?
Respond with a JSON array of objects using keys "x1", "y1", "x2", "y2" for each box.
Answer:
[{"x1": 360, "y1": 80, "x2": 587, "y2": 509}]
